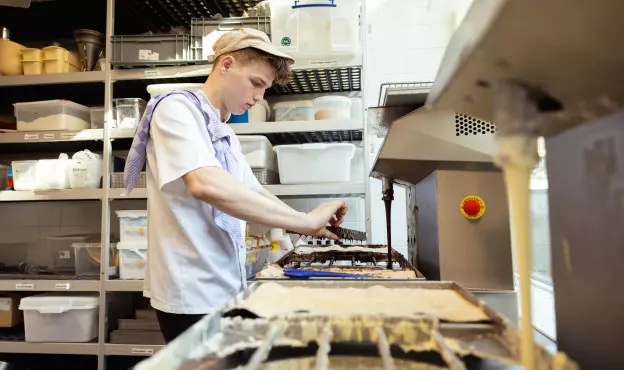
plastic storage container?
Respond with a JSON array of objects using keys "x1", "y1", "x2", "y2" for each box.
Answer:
[
  {"x1": 314, "y1": 96, "x2": 352, "y2": 120},
  {"x1": 42, "y1": 46, "x2": 82, "y2": 73},
  {"x1": 0, "y1": 39, "x2": 26, "y2": 76},
  {"x1": 72, "y1": 242, "x2": 118, "y2": 276},
  {"x1": 47, "y1": 234, "x2": 100, "y2": 273},
  {"x1": 13, "y1": 100, "x2": 90, "y2": 132},
  {"x1": 111, "y1": 34, "x2": 191, "y2": 66},
  {"x1": 274, "y1": 143, "x2": 356, "y2": 184},
  {"x1": 113, "y1": 98, "x2": 147, "y2": 129},
  {"x1": 270, "y1": 0, "x2": 361, "y2": 67},
  {"x1": 117, "y1": 242, "x2": 148, "y2": 280},
  {"x1": 190, "y1": 17, "x2": 270, "y2": 60},
  {"x1": 146, "y1": 83, "x2": 203, "y2": 98},
  {"x1": 69, "y1": 159, "x2": 103, "y2": 189},
  {"x1": 36, "y1": 159, "x2": 70, "y2": 190},
  {"x1": 11, "y1": 160, "x2": 37, "y2": 191},
  {"x1": 115, "y1": 210, "x2": 148, "y2": 242},
  {"x1": 19, "y1": 293, "x2": 99, "y2": 343},
  {"x1": 273, "y1": 100, "x2": 315, "y2": 121},
  {"x1": 238, "y1": 136, "x2": 277, "y2": 172},
  {"x1": 249, "y1": 100, "x2": 270, "y2": 122},
  {"x1": 22, "y1": 48, "x2": 43, "y2": 75}
]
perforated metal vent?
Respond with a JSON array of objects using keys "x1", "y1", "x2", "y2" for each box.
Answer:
[{"x1": 455, "y1": 113, "x2": 496, "y2": 136}]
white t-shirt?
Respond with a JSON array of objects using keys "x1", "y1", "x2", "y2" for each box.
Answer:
[{"x1": 143, "y1": 91, "x2": 262, "y2": 314}]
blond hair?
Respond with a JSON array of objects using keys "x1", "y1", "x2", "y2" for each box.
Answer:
[{"x1": 216, "y1": 47, "x2": 293, "y2": 86}]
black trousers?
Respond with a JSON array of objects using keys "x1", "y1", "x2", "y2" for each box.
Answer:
[{"x1": 155, "y1": 309, "x2": 205, "y2": 343}]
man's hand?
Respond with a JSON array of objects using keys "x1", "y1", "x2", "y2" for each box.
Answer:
[{"x1": 293, "y1": 200, "x2": 348, "y2": 239}]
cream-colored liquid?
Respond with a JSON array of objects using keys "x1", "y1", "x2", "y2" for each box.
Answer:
[{"x1": 495, "y1": 136, "x2": 539, "y2": 370}]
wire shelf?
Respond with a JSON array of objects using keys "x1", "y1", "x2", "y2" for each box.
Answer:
[
  {"x1": 263, "y1": 130, "x2": 363, "y2": 145},
  {"x1": 127, "y1": 0, "x2": 264, "y2": 30},
  {"x1": 271, "y1": 67, "x2": 362, "y2": 95}
]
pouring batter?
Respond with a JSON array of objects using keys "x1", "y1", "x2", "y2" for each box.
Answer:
[{"x1": 123, "y1": 28, "x2": 348, "y2": 343}]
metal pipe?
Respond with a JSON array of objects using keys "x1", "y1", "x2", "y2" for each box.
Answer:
[
  {"x1": 382, "y1": 178, "x2": 394, "y2": 269},
  {"x1": 376, "y1": 327, "x2": 395, "y2": 370}
]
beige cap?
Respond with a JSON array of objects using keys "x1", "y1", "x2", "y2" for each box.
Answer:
[{"x1": 208, "y1": 28, "x2": 295, "y2": 64}]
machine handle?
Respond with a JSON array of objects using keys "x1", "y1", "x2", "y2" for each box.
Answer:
[{"x1": 284, "y1": 268, "x2": 370, "y2": 279}]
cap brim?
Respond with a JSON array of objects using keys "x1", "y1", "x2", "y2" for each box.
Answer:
[{"x1": 208, "y1": 43, "x2": 295, "y2": 65}]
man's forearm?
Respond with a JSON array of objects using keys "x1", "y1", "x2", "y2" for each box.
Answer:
[{"x1": 184, "y1": 167, "x2": 310, "y2": 230}]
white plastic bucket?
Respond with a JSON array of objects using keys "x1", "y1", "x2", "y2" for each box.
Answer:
[{"x1": 69, "y1": 160, "x2": 103, "y2": 189}]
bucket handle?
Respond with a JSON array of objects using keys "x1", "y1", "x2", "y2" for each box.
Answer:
[{"x1": 293, "y1": 0, "x2": 336, "y2": 9}]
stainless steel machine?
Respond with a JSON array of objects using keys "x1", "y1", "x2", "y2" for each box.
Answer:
[{"x1": 373, "y1": 0, "x2": 624, "y2": 369}]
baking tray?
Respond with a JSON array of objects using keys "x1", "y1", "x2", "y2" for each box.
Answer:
[
  {"x1": 256, "y1": 245, "x2": 425, "y2": 280},
  {"x1": 134, "y1": 280, "x2": 577, "y2": 370}
]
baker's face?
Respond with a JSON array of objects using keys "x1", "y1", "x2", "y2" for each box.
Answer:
[{"x1": 219, "y1": 56, "x2": 274, "y2": 115}]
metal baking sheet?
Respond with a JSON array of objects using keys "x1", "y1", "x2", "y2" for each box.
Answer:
[{"x1": 134, "y1": 280, "x2": 577, "y2": 370}]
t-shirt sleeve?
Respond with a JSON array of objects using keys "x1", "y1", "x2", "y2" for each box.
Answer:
[
  {"x1": 149, "y1": 95, "x2": 220, "y2": 190},
  {"x1": 243, "y1": 162, "x2": 263, "y2": 192}
]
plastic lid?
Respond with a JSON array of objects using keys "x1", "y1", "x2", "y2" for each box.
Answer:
[
  {"x1": 115, "y1": 210, "x2": 148, "y2": 218},
  {"x1": 117, "y1": 241, "x2": 148, "y2": 250},
  {"x1": 19, "y1": 293, "x2": 99, "y2": 313},
  {"x1": 273, "y1": 100, "x2": 314, "y2": 109},
  {"x1": 12, "y1": 99, "x2": 90, "y2": 113}
]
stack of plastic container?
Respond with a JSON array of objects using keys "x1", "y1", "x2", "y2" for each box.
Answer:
[{"x1": 115, "y1": 210, "x2": 148, "y2": 279}]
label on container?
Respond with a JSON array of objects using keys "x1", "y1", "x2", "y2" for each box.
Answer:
[
  {"x1": 43, "y1": 133, "x2": 55, "y2": 140},
  {"x1": 15, "y1": 283, "x2": 34, "y2": 290},
  {"x1": 55, "y1": 283, "x2": 71, "y2": 290},
  {"x1": 0, "y1": 298, "x2": 12, "y2": 311},
  {"x1": 144, "y1": 69, "x2": 159, "y2": 77},
  {"x1": 131, "y1": 347, "x2": 154, "y2": 355},
  {"x1": 24, "y1": 133, "x2": 39, "y2": 140},
  {"x1": 59, "y1": 250, "x2": 71, "y2": 259},
  {"x1": 61, "y1": 132, "x2": 77, "y2": 139},
  {"x1": 309, "y1": 59, "x2": 339, "y2": 67},
  {"x1": 138, "y1": 49, "x2": 160, "y2": 61}
]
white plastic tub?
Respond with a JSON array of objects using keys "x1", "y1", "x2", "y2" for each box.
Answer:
[
  {"x1": 248, "y1": 100, "x2": 270, "y2": 123},
  {"x1": 270, "y1": 0, "x2": 361, "y2": 66},
  {"x1": 36, "y1": 159, "x2": 70, "y2": 190},
  {"x1": 238, "y1": 135, "x2": 277, "y2": 171},
  {"x1": 314, "y1": 96, "x2": 352, "y2": 120},
  {"x1": 69, "y1": 160, "x2": 103, "y2": 189},
  {"x1": 11, "y1": 160, "x2": 37, "y2": 191},
  {"x1": 19, "y1": 293, "x2": 99, "y2": 343},
  {"x1": 273, "y1": 100, "x2": 314, "y2": 121},
  {"x1": 13, "y1": 100, "x2": 90, "y2": 132},
  {"x1": 146, "y1": 83, "x2": 203, "y2": 98},
  {"x1": 274, "y1": 143, "x2": 355, "y2": 184},
  {"x1": 115, "y1": 210, "x2": 148, "y2": 242},
  {"x1": 117, "y1": 242, "x2": 148, "y2": 280}
]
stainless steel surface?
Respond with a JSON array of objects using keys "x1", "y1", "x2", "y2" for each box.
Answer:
[
  {"x1": 426, "y1": 0, "x2": 624, "y2": 137},
  {"x1": 0, "y1": 71, "x2": 105, "y2": 86},
  {"x1": 546, "y1": 109, "x2": 624, "y2": 369},
  {"x1": 1, "y1": 27, "x2": 9, "y2": 39},
  {"x1": 413, "y1": 170, "x2": 514, "y2": 290},
  {"x1": 371, "y1": 109, "x2": 498, "y2": 186},
  {"x1": 0, "y1": 342, "x2": 98, "y2": 355},
  {"x1": 378, "y1": 82, "x2": 432, "y2": 107},
  {"x1": 74, "y1": 29, "x2": 105, "y2": 71},
  {"x1": 471, "y1": 290, "x2": 518, "y2": 328}
]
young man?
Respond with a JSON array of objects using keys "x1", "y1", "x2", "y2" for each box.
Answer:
[{"x1": 123, "y1": 28, "x2": 348, "y2": 343}]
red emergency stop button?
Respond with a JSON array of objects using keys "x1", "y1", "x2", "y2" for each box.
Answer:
[{"x1": 460, "y1": 196, "x2": 486, "y2": 219}]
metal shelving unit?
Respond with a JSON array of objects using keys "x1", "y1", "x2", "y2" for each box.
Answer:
[{"x1": 0, "y1": 0, "x2": 370, "y2": 368}]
